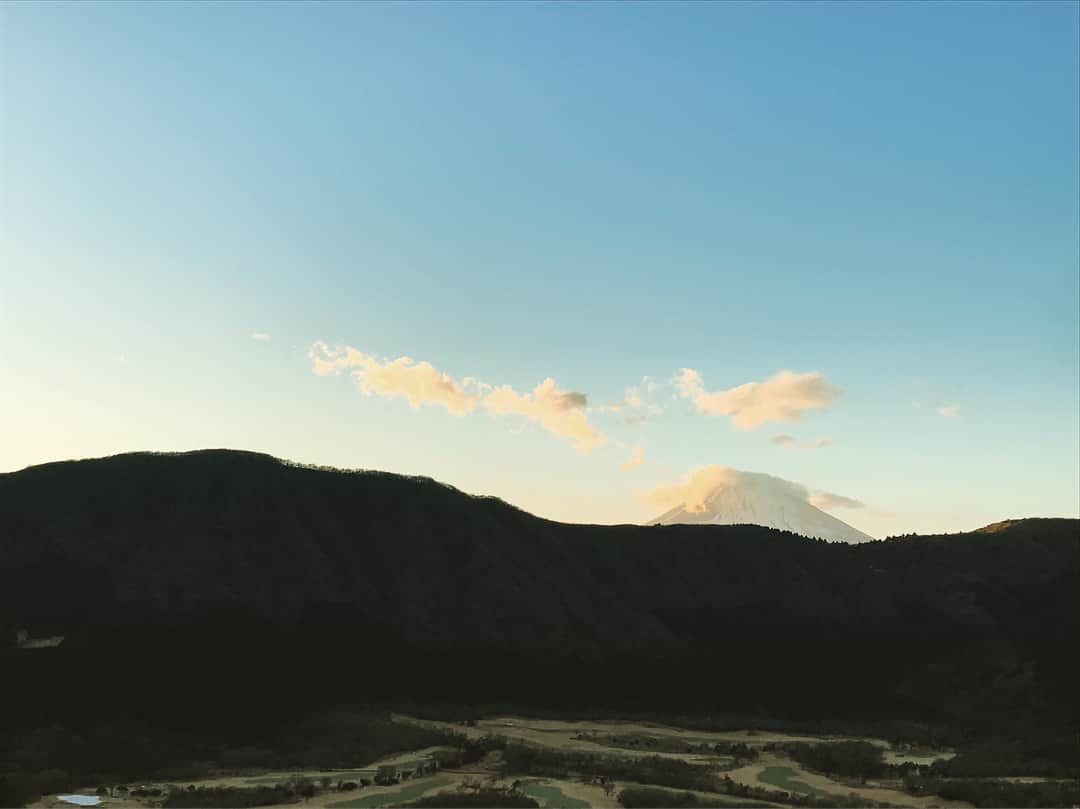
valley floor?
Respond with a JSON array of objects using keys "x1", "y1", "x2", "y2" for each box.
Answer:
[{"x1": 33, "y1": 714, "x2": 1059, "y2": 809}]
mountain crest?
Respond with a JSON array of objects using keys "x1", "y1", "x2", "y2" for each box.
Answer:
[{"x1": 650, "y1": 467, "x2": 874, "y2": 543}]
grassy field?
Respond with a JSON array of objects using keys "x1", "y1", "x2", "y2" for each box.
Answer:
[
  {"x1": 395, "y1": 714, "x2": 917, "y2": 762},
  {"x1": 581, "y1": 733, "x2": 696, "y2": 754},
  {"x1": 756, "y1": 766, "x2": 833, "y2": 798},
  {"x1": 521, "y1": 783, "x2": 592, "y2": 809},
  {"x1": 326, "y1": 775, "x2": 452, "y2": 808}
]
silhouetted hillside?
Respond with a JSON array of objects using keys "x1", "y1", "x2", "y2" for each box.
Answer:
[{"x1": 1, "y1": 450, "x2": 1076, "y2": 744}]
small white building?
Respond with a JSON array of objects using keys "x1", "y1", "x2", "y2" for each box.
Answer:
[
  {"x1": 57, "y1": 796, "x2": 101, "y2": 807},
  {"x1": 16, "y1": 629, "x2": 65, "y2": 649}
]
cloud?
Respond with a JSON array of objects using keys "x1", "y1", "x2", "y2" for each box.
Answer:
[
  {"x1": 250, "y1": 332, "x2": 272, "y2": 342},
  {"x1": 309, "y1": 342, "x2": 356, "y2": 376},
  {"x1": 310, "y1": 342, "x2": 607, "y2": 453},
  {"x1": 770, "y1": 434, "x2": 831, "y2": 450},
  {"x1": 676, "y1": 369, "x2": 841, "y2": 429},
  {"x1": 111, "y1": 354, "x2": 128, "y2": 364},
  {"x1": 558, "y1": 390, "x2": 589, "y2": 409},
  {"x1": 644, "y1": 465, "x2": 867, "y2": 521},
  {"x1": 809, "y1": 492, "x2": 865, "y2": 510},
  {"x1": 623, "y1": 377, "x2": 658, "y2": 408},
  {"x1": 644, "y1": 465, "x2": 810, "y2": 514},
  {"x1": 308, "y1": 342, "x2": 478, "y2": 416},
  {"x1": 937, "y1": 404, "x2": 960, "y2": 418},
  {"x1": 641, "y1": 466, "x2": 875, "y2": 541},
  {"x1": 597, "y1": 377, "x2": 665, "y2": 423},
  {"x1": 620, "y1": 445, "x2": 645, "y2": 472},
  {"x1": 484, "y1": 378, "x2": 606, "y2": 453}
]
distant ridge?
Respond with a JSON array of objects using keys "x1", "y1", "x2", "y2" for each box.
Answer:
[
  {"x1": 2, "y1": 449, "x2": 1076, "y2": 740},
  {"x1": 976, "y1": 519, "x2": 1027, "y2": 533}
]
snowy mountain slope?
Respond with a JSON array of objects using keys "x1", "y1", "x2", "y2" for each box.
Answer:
[{"x1": 650, "y1": 467, "x2": 874, "y2": 543}]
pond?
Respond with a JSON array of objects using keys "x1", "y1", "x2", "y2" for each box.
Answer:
[{"x1": 522, "y1": 783, "x2": 591, "y2": 809}]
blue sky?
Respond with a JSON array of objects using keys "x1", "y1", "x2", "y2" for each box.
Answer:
[{"x1": 2, "y1": 0, "x2": 1078, "y2": 536}]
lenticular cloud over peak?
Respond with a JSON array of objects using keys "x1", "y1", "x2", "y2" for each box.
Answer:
[{"x1": 646, "y1": 465, "x2": 874, "y2": 543}]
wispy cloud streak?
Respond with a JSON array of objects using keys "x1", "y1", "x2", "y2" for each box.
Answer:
[
  {"x1": 310, "y1": 342, "x2": 605, "y2": 452},
  {"x1": 771, "y1": 434, "x2": 831, "y2": 450}
]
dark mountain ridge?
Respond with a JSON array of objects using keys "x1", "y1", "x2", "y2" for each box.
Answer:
[{"x1": 1, "y1": 450, "x2": 1076, "y2": 743}]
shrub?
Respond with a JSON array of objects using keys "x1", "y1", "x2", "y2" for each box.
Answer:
[
  {"x1": 502, "y1": 745, "x2": 716, "y2": 792},
  {"x1": 163, "y1": 785, "x2": 299, "y2": 808},
  {"x1": 618, "y1": 786, "x2": 741, "y2": 808},
  {"x1": 0, "y1": 769, "x2": 73, "y2": 808},
  {"x1": 405, "y1": 788, "x2": 539, "y2": 808},
  {"x1": 783, "y1": 742, "x2": 888, "y2": 780},
  {"x1": 913, "y1": 778, "x2": 1080, "y2": 808}
]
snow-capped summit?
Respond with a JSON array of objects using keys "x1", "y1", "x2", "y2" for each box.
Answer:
[{"x1": 650, "y1": 466, "x2": 874, "y2": 543}]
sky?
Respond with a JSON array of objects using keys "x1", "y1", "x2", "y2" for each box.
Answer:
[{"x1": 2, "y1": 0, "x2": 1078, "y2": 537}]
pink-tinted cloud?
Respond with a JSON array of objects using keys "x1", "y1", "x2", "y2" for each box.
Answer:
[
  {"x1": 808, "y1": 491, "x2": 865, "y2": 510},
  {"x1": 310, "y1": 342, "x2": 606, "y2": 453},
  {"x1": 484, "y1": 378, "x2": 605, "y2": 454},
  {"x1": 676, "y1": 368, "x2": 841, "y2": 429},
  {"x1": 309, "y1": 342, "x2": 477, "y2": 416}
]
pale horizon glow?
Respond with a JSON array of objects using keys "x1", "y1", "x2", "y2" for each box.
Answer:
[{"x1": 621, "y1": 445, "x2": 646, "y2": 472}]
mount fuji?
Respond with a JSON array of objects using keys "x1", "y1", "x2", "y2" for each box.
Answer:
[{"x1": 650, "y1": 466, "x2": 874, "y2": 543}]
